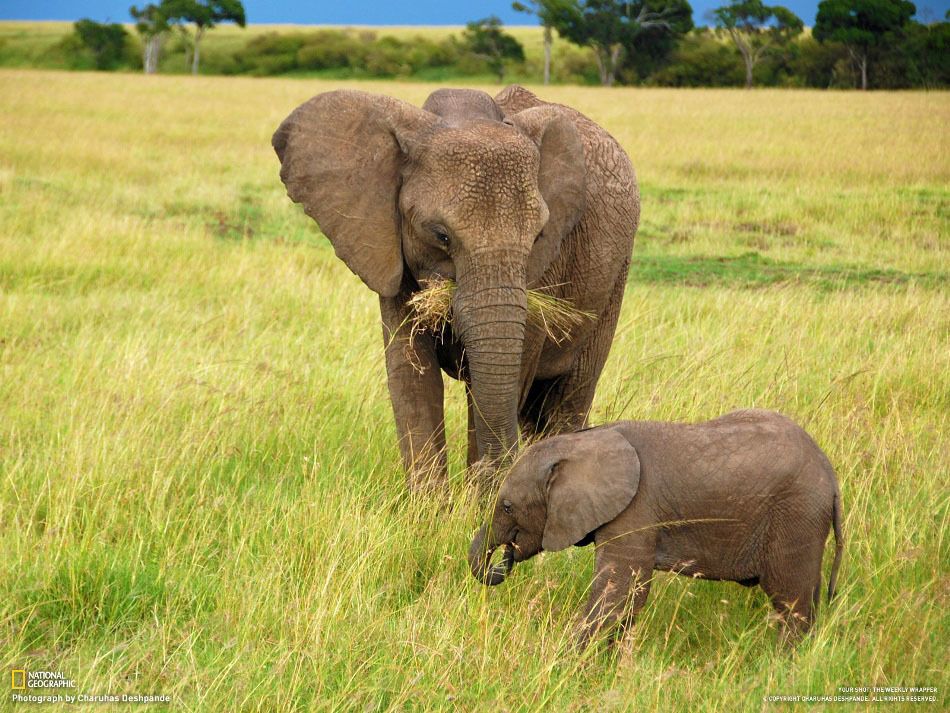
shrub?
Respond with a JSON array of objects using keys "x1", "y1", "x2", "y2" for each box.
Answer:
[
  {"x1": 538, "y1": 43, "x2": 600, "y2": 84},
  {"x1": 364, "y1": 36, "x2": 414, "y2": 76},
  {"x1": 460, "y1": 16, "x2": 524, "y2": 82},
  {"x1": 232, "y1": 32, "x2": 305, "y2": 75},
  {"x1": 362, "y1": 35, "x2": 461, "y2": 77},
  {"x1": 787, "y1": 35, "x2": 851, "y2": 87},
  {"x1": 56, "y1": 19, "x2": 134, "y2": 70},
  {"x1": 296, "y1": 31, "x2": 366, "y2": 70},
  {"x1": 649, "y1": 30, "x2": 744, "y2": 86},
  {"x1": 231, "y1": 30, "x2": 459, "y2": 78}
]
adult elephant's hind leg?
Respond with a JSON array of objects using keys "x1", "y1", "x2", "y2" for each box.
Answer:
[{"x1": 380, "y1": 292, "x2": 448, "y2": 495}]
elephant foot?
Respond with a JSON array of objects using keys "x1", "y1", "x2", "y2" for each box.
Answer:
[
  {"x1": 405, "y1": 461, "x2": 452, "y2": 502},
  {"x1": 776, "y1": 614, "x2": 811, "y2": 649}
]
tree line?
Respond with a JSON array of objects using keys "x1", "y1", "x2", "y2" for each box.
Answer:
[{"x1": 54, "y1": 0, "x2": 949, "y2": 89}]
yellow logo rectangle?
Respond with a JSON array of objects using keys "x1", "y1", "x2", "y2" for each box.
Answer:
[{"x1": 11, "y1": 670, "x2": 26, "y2": 690}]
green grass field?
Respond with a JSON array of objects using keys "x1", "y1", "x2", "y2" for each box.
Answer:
[{"x1": 1, "y1": 69, "x2": 947, "y2": 711}]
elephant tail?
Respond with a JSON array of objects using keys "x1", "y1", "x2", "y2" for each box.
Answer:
[{"x1": 828, "y1": 488, "x2": 844, "y2": 602}]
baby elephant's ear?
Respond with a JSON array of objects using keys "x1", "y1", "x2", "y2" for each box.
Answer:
[{"x1": 542, "y1": 429, "x2": 641, "y2": 552}]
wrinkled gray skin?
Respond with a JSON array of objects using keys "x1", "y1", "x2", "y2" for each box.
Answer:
[
  {"x1": 469, "y1": 409, "x2": 844, "y2": 649},
  {"x1": 273, "y1": 86, "x2": 638, "y2": 493}
]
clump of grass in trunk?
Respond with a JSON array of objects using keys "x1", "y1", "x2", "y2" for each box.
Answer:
[{"x1": 407, "y1": 278, "x2": 596, "y2": 346}]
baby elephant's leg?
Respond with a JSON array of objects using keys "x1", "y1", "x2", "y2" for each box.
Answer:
[{"x1": 575, "y1": 531, "x2": 656, "y2": 651}]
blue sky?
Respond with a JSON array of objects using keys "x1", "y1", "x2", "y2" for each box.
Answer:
[{"x1": 2, "y1": 1, "x2": 948, "y2": 27}]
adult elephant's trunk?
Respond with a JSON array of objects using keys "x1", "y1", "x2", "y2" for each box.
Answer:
[
  {"x1": 468, "y1": 523, "x2": 514, "y2": 586},
  {"x1": 453, "y1": 253, "x2": 527, "y2": 465}
]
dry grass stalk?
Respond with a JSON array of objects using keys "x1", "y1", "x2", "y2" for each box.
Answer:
[{"x1": 407, "y1": 278, "x2": 595, "y2": 345}]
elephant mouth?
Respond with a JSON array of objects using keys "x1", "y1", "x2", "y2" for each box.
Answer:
[
  {"x1": 469, "y1": 527, "x2": 516, "y2": 587},
  {"x1": 469, "y1": 522, "x2": 521, "y2": 586},
  {"x1": 480, "y1": 544, "x2": 515, "y2": 586}
]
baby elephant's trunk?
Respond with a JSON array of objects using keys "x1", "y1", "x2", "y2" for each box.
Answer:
[{"x1": 468, "y1": 524, "x2": 514, "y2": 586}]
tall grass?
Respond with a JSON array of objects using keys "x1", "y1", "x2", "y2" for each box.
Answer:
[{"x1": 0, "y1": 70, "x2": 947, "y2": 710}]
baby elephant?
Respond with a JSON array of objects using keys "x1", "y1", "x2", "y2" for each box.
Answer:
[{"x1": 468, "y1": 409, "x2": 843, "y2": 649}]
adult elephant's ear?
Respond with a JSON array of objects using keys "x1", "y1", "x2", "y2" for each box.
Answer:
[
  {"x1": 272, "y1": 90, "x2": 439, "y2": 297},
  {"x1": 505, "y1": 105, "x2": 587, "y2": 285},
  {"x1": 542, "y1": 429, "x2": 640, "y2": 552}
]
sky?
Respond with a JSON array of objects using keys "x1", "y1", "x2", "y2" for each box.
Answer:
[{"x1": 2, "y1": 1, "x2": 948, "y2": 27}]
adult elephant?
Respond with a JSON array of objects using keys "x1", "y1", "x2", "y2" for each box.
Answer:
[{"x1": 273, "y1": 85, "x2": 639, "y2": 493}]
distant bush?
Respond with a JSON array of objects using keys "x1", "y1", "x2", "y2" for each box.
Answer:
[
  {"x1": 460, "y1": 16, "x2": 524, "y2": 82},
  {"x1": 364, "y1": 36, "x2": 425, "y2": 76},
  {"x1": 232, "y1": 31, "x2": 306, "y2": 75},
  {"x1": 776, "y1": 36, "x2": 845, "y2": 87},
  {"x1": 228, "y1": 30, "x2": 463, "y2": 78},
  {"x1": 550, "y1": 44, "x2": 601, "y2": 84},
  {"x1": 649, "y1": 31, "x2": 744, "y2": 86},
  {"x1": 296, "y1": 31, "x2": 367, "y2": 70},
  {"x1": 76, "y1": 19, "x2": 132, "y2": 69},
  {"x1": 52, "y1": 19, "x2": 137, "y2": 71}
]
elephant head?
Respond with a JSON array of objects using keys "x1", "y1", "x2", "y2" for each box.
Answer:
[
  {"x1": 272, "y1": 89, "x2": 586, "y2": 462},
  {"x1": 468, "y1": 428, "x2": 641, "y2": 585}
]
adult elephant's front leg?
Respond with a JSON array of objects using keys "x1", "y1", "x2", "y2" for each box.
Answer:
[{"x1": 380, "y1": 292, "x2": 447, "y2": 495}]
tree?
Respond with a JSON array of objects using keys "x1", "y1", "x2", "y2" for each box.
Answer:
[
  {"x1": 649, "y1": 29, "x2": 746, "y2": 85},
  {"x1": 163, "y1": 0, "x2": 246, "y2": 75},
  {"x1": 619, "y1": 0, "x2": 696, "y2": 81},
  {"x1": 513, "y1": 1, "x2": 557, "y2": 84},
  {"x1": 712, "y1": 1, "x2": 803, "y2": 88},
  {"x1": 813, "y1": 0, "x2": 916, "y2": 89},
  {"x1": 546, "y1": 0, "x2": 692, "y2": 86},
  {"x1": 461, "y1": 16, "x2": 526, "y2": 82},
  {"x1": 899, "y1": 18, "x2": 950, "y2": 88},
  {"x1": 73, "y1": 19, "x2": 130, "y2": 70},
  {"x1": 130, "y1": 3, "x2": 170, "y2": 73}
]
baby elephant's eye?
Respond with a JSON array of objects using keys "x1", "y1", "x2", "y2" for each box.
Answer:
[{"x1": 503, "y1": 499, "x2": 512, "y2": 514}]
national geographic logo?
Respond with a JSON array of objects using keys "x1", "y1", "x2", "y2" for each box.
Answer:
[
  {"x1": 10, "y1": 669, "x2": 77, "y2": 690},
  {"x1": 11, "y1": 668, "x2": 170, "y2": 705}
]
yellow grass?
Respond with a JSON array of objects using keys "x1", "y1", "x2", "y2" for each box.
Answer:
[
  {"x1": 0, "y1": 69, "x2": 947, "y2": 710},
  {"x1": 407, "y1": 278, "x2": 595, "y2": 345}
]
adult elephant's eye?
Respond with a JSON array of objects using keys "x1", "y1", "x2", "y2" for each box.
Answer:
[{"x1": 434, "y1": 229, "x2": 450, "y2": 246}]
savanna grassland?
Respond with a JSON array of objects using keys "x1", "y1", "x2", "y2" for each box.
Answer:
[{"x1": 1, "y1": 68, "x2": 948, "y2": 711}]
